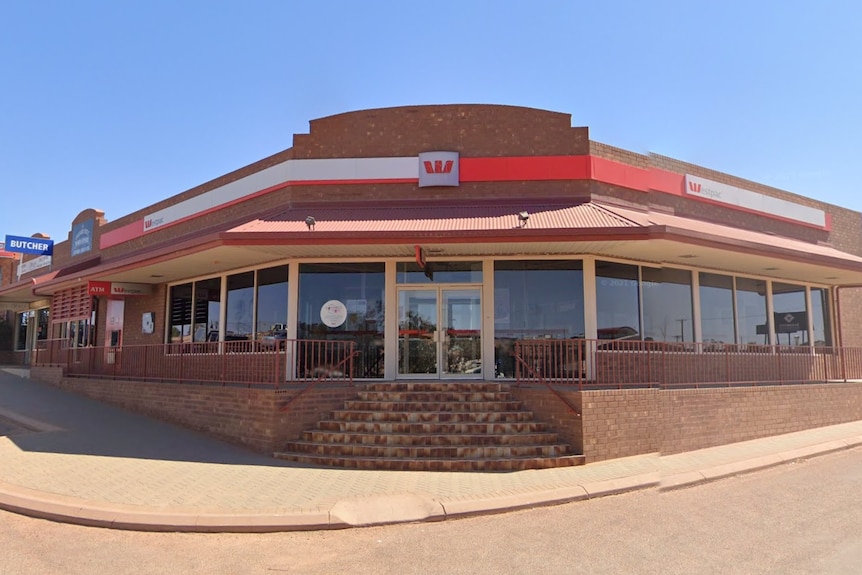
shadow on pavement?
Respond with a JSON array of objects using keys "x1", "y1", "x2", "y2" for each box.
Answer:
[{"x1": 0, "y1": 368, "x2": 299, "y2": 468}]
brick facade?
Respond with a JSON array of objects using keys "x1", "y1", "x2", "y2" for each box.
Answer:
[
  {"x1": 31, "y1": 366, "x2": 862, "y2": 463},
  {"x1": 9, "y1": 104, "x2": 862, "y2": 463},
  {"x1": 32, "y1": 366, "x2": 354, "y2": 453}
]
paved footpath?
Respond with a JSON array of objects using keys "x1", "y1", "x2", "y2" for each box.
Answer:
[{"x1": 2, "y1": 367, "x2": 861, "y2": 532}]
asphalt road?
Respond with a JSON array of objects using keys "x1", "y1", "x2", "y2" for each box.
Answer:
[{"x1": 2, "y1": 446, "x2": 861, "y2": 575}]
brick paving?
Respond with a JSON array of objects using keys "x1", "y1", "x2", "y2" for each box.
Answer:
[{"x1": 1, "y1": 367, "x2": 861, "y2": 532}]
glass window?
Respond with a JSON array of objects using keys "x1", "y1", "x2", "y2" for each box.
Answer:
[
  {"x1": 699, "y1": 272, "x2": 735, "y2": 345},
  {"x1": 596, "y1": 261, "x2": 641, "y2": 341},
  {"x1": 810, "y1": 287, "x2": 832, "y2": 347},
  {"x1": 256, "y1": 265, "x2": 288, "y2": 344},
  {"x1": 169, "y1": 283, "x2": 193, "y2": 343},
  {"x1": 37, "y1": 308, "x2": 49, "y2": 341},
  {"x1": 772, "y1": 282, "x2": 808, "y2": 346},
  {"x1": 736, "y1": 277, "x2": 768, "y2": 345},
  {"x1": 299, "y1": 263, "x2": 385, "y2": 378},
  {"x1": 225, "y1": 272, "x2": 254, "y2": 341},
  {"x1": 642, "y1": 267, "x2": 693, "y2": 342},
  {"x1": 397, "y1": 261, "x2": 482, "y2": 284},
  {"x1": 193, "y1": 278, "x2": 221, "y2": 342},
  {"x1": 493, "y1": 260, "x2": 584, "y2": 378},
  {"x1": 15, "y1": 311, "x2": 29, "y2": 351}
]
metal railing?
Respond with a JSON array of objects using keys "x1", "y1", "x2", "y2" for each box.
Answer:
[
  {"x1": 514, "y1": 339, "x2": 862, "y2": 389},
  {"x1": 32, "y1": 338, "x2": 357, "y2": 388}
]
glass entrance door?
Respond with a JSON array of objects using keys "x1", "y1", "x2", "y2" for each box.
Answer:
[{"x1": 398, "y1": 287, "x2": 482, "y2": 378}]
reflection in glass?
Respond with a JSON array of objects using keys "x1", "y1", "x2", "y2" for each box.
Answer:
[
  {"x1": 735, "y1": 277, "x2": 768, "y2": 345},
  {"x1": 225, "y1": 272, "x2": 254, "y2": 341},
  {"x1": 773, "y1": 282, "x2": 808, "y2": 346},
  {"x1": 256, "y1": 265, "x2": 288, "y2": 346},
  {"x1": 699, "y1": 272, "x2": 735, "y2": 345},
  {"x1": 298, "y1": 263, "x2": 385, "y2": 378},
  {"x1": 37, "y1": 308, "x2": 49, "y2": 341},
  {"x1": 810, "y1": 287, "x2": 832, "y2": 347},
  {"x1": 193, "y1": 278, "x2": 221, "y2": 342},
  {"x1": 398, "y1": 290, "x2": 438, "y2": 375},
  {"x1": 596, "y1": 261, "x2": 640, "y2": 341},
  {"x1": 443, "y1": 289, "x2": 482, "y2": 375},
  {"x1": 493, "y1": 260, "x2": 584, "y2": 378},
  {"x1": 642, "y1": 267, "x2": 693, "y2": 342},
  {"x1": 169, "y1": 283, "x2": 193, "y2": 343},
  {"x1": 396, "y1": 261, "x2": 482, "y2": 284},
  {"x1": 15, "y1": 311, "x2": 29, "y2": 351}
]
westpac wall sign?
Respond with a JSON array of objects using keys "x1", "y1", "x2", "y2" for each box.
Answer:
[{"x1": 418, "y1": 151, "x2": 459, "y2": 187}]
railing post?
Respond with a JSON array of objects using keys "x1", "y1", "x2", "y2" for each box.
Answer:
[
  {"x1": 775, "y1": 345, "x2": 784, "y2": 384},
  {"x1": 221, "y1": 343, "x2": 226, "y2": 386},
  {"x1": 349, "y1": 341, "x2": 356, "y2": 385},
  {"x1": 841, "y1": 347, "x2": 847, "y2": 382}
]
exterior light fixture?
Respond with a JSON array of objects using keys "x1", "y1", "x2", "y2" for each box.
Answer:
[
  {"x1": 517, "y1": 211, "x2": 530, "y2": 228},
  {"x1": 305, "y1": 216, "x2": 316, "y2": 230}
]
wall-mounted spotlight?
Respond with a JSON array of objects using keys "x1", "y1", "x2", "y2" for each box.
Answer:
[
  {"x1": 517, "y1": 211, "x2": 530, "y2": 228},
  {"x1": 305, "y1": 216, "x2": 316, "y2": 230}
]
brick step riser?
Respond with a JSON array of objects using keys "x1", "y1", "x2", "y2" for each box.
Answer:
[
  {"x1": 343, "y1": 400, "x2": 524, "y2": 412},
  {"x1": 317, "y1": 420, "x2": 549, "y2": 434},
  {"x1": 284, "y1": 441, "x2": 571, "y2": 459},
  {"x1": 361, "y1": 383, "x2": 508, "y2": 393},
  {"x1": 356, "y1": 392, "x2": 513, "y2": 402},
  {"x1": 330, "y1": 411, "x2": 536, "y2": 423},
  {"x1": 273, "y1": 452, "x2": 584, "y2": 472},
  {"x1": 303, "y1": 431, "x2": 561, "y2": 446}
]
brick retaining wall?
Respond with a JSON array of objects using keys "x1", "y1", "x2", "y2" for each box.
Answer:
[
  {"x1": 517, "y1": 383, "x2": 862, "y2": 464},
  {"x1": 28, "y1": 367, "x2": 862, "y2": 465},
  {"x1": 30, "y1": 367, "x2": 354, "y2": 454}
]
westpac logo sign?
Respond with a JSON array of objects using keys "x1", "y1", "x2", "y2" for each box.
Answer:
[
  {"x1": 418, "y1": 151, "x2": 459, "y2": 187},
  {"x1": 684, "y1": 176, "x2": 723, "y2": 200},
  {"x1": 683, "y1": 174, "x2": 827, "y2": 228},
  {"x1": 143, "y1": 216, "x2": 166, "y2": 231}
]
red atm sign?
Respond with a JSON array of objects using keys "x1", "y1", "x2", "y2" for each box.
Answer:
[{"x1": 88, "y1": 281, "x2": 152, "y2": 296}]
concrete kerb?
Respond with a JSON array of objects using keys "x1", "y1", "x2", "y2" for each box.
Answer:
[
  {"x1": 0, "y1": 479, "x2": 340, "y2": 533},
  {"x1": 5, "y1": 435, "x2": 857, "y2": 532},
  {"x1": 660, "y1": 434, "x2": 862, "y2": 490},
  {"x1": 0, "y1": 471, "x2": 662, "y2": 533}
]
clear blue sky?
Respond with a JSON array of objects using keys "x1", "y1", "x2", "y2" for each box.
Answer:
[{"x1": 2, "y1": 1, "x2": 860, "y2": 242}]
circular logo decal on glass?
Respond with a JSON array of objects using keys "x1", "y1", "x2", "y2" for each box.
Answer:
[{"x1": 320, "y1": 300, "x2": 348, "y2": 328}]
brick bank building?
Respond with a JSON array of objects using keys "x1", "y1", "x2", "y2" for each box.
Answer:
[{"x1": 3, "y1": 105, "x2": 862, "y2": 471}]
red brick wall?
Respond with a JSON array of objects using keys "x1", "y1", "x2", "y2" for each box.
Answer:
[
  {"x1": 31, "y1": 367, "x2": 356, "y2": 453},
  {"x1": 578, "y1": 383, "x2": 862, "y2": 463},
  {"x1": 511, "y1": 387, "x2": 583, "y2": 452},
  {"x1": 120, "y1": 285, "x2": 168, "y2": 346},
  {"x1": 27, "y1": 367, "x2": 862, "y2": 465},
  {"x1": 837, "y1": 287, "x2": 862, "y2": 348},
  {"x1": 0, "y1": 351, "x2": 27, "y2": 366},
  {"x1": 297, "y1": 104, "x2": 590, "y2": 159},
  {"x1": 0, "y1": 258, "x2": 16, "y2": 288},
  {"x1": 577, "y1": 388, "x2": 664, "y2": 462}
]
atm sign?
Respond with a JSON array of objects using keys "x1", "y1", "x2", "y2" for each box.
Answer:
[{"x1": 88, "y1": 281, "x2": 152, "y2": 296}]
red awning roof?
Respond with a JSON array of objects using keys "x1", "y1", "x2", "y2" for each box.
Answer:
[
  {"x1": 9, "y1": 200, "x2": 862, "y2": 296},
  {"x1": 227, "y1": 201, "x2": 639, "y2": 234}
]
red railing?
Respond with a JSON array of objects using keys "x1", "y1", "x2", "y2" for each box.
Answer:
[
  {"x1": 514, "y1": 339, "x2": 862, "y2": 389},
  {"x1": 32, "y1": 337, "x2": 862, "y2": 390},
  {"x1": 32, "y1": 338, "x2": 357, "y2": 388}
]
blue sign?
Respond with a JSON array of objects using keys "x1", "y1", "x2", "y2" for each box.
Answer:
[
  {"x1": 4, "y1": 235, "x2": 54, "y2": 256},
  {"x1": 71, "y1": 220, "x2": 94, "y2": 256}
]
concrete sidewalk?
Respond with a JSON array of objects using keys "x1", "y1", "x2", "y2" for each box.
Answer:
[{"x1": 2, "y1": 367, "x2": 861, "y2": 532}]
